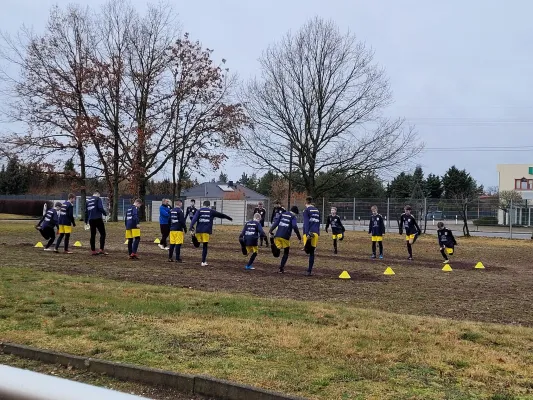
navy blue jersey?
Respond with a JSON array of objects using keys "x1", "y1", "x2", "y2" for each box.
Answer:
[
  {"x1": 326, "y1": 215, "x2": 344, "y2": 235},
  {"x1": 40, "y1": 208, "x2": 59, "y2": 229},
  {"x1": 369, "y1": 214, "x2": 386, "y2": 236},
  {"x1": 159, "y1": 204, "x2": 171, "y2": 224},
  {"x1": 438, "y1": 228, "x2": 457, "y2": 248},
  {"x1": 169, "y1": 207, "x2": 186, "y2": 231},
  {"x1": 303, "y1": 206, "x2": 321, "y2": 236},
  {"x1": 190, "y1": 207, "x2": 232, "y2": 234},
  {"x1": 399, "y1": 213, "x2": 420, "y2": 235},
  {"x1": 125, "y1": 206, "x2": 139, "y2": 229},
  {"x1": 58, "y1": 201, "x2": 75, "y2": 226},
  {"x1": 269, "y1": 211, "x2": 301, "y2": 240},
  {"x1": 185, "y1": 205, "x2": 198, "y2": 221},
  {"x1": 270, "y1": 206, "x2": 285, "y2": 223},
  {"x1": 85, "y1": 196, "x2": 107, "y2": 223},
  {"x1": 240, "y1": 220, "x2": 266, "y2": 246}
]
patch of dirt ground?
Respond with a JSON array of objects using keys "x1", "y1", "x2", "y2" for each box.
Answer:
[{"x1": 1, "y1": 221, "x2": 532, "y2": 326}]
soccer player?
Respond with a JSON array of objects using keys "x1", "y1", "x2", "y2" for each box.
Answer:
[
  {"x1": 168, "y1": 199, "x2": 187, "y2": 263},
  {"x1": 125, "y1": 199, "x2": 142, "y2": 260},
  {"x1": 368, "y1": 205, "x2": 386, "y2": 259},
  {"x1": 302, "y1": 197, "x2": 320, "y2": 276},
  {"x1": 253, "y1": 201, "x2": 268, "y2": 246},
  {"x1": 270, "y1": 200, "x2": 285, "y2": 224},
  {"x1": 239, "y1": 213, "x2": 267, "y2": 270},
  {"x1": 158, "y1": 198, "x2": 171, "y2": 250},
  {"x1": 35, "y1": 202, "x2": 62, "y2": 251},
  {"x1": 437, "y1": 222, "x2": 457, "y2": 264},
  {"x1": 190, "y1": 200, "x2": 233, "y2": 266},
  {"x1": 269, "y1": 206, "x2": 302, "y2": 274},
  {"x1": 325, "y1": 207, "x2": 345, "y2": 254},
  {"x1": 55, "y1": 193, "x2": 76, "y2": 253},
  {"x1": 85, "y1": 191, "x2": 108, "y2": 256},
  {"x1": 399, "y1": 205, "x2": 421, "y2": 261},
  {"x1": 185, "y1": 199, "x2": 198, "y2": 222}
]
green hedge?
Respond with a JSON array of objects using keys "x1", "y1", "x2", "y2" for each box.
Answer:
[
  {"x1": 0, "y1": 200, "x2": 51, "y2": 217},
  {"x1": 473, "y1": 216, "x2": 498, "y2": 226}
]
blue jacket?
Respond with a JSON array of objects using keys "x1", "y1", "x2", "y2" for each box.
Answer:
[
  {"x1": 169, "y1": 207, "x2": 186, "y2": 232},
  {"x1": 159, "y1": 204, "x2": 171, "y2": 224},
  {"x1": 303, "y1": 206, "x2": 321, "y2": 236},
  {"x1": 125, "y1": 206, "x2": 139, "y2": 230},
  {"x1": 85, "y1": 196, "x2": 107, "y2": 223},
  {"x1": 58, "y1": 201, "x2": 76, "y2": 227},
  {"x1": 269, "y1": 211, "x2": 301, "y2": 241},
  {"x1": 240, "y1": 220, "x2": 266, "y2": 246},
  {"x1": 190, "y1": 207, "x2": 232, "y2": 234},
  {"x1": 39, "y1": 208, "x2": 59, "y2": 229},
  {"x1": 369, "y1": 214, "x2": 385, "y2": 236}
]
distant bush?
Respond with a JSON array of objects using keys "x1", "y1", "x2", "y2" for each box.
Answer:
[
  {"x1": 473, "y1": 216, "x2": 498, "y2": 226},
  {"x1": 0, "y1": 200, "x2": 50, "y2": 217}
]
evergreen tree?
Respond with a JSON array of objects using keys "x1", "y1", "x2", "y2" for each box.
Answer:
[
  {"x1": 218, "y1": 172, "x2": 228, "y2": 183},
  {"x1": 425, "y1": 174, "x2": 443, "y2": 198},
  {"x1": 387, "y1": 172, "x2": 413, "y2": 199}
]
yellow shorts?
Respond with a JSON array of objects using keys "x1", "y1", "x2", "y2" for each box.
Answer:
[
  {"x1": 446, "y1": 248, "x2": 454, "y2": 255},
  {"x1": 59, "y1": 225, "x2": 72, "y2": 234},
  {"x1": 303, "y1": 234, "x2": 319, "y2": 248},
  {"x1": 246, "y1": 246, "x2": 258, "y2": 254},
  {"x1": 274, "y1": 237, "x2": 290, "y2": 249},
  {"x1": 196, "y1": 233, "x2": 210, "y2": 243},
  {"x1": 125, "y1": 229, "x2": 141, "y2": 239},
  {"x1": 406, "y1": 234, "x2": 416, "y2": 241},
  {"x1": 371, "y1": 236, "x2": 383, "y2": 242},
  {"x1": 332, "y1": 234, "x2": 343, "y2": 240},
  {"x1": 170, "y1": 231, "x2": 184, "y2": 245}
]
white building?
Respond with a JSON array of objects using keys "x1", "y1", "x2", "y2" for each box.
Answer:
[{"x1": 497, "y1": 164, "x2": 533, "y2": 226}]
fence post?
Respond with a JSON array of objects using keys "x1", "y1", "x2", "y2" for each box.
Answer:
[
  {"x1": 387, "y1": 198, "x2": 390, "y2": 228},
  {"x1": 352, "y1": 198, "x2": 356, "y2": 232},
  {"x1": 322, "y1": 197, "x2": 325, "y2": 228},
  {"x1": 122, "y1": 198, "x2": 125, "y2": 221},
  {"x1": 244, "y1": 200, "x2": 247, "y2": 224},
  {"x1": 510, "y1": 199, "x2": 513, "y2": 239}
]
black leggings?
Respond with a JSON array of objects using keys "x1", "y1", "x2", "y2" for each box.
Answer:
[
  {"x1": 55, "y1": 233, "x2": 71, "y2": 251},
  {"x1": 40, "y1": 227, "x2": 55, "y2": 249},
  {"x1": 160, "y1": 224, "x2": 170, "y2": 247},
  {"x1": 89, "y1": 218, "x2": 106, "y2": 251}
]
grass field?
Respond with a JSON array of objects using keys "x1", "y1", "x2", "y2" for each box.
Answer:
[{"x1": 1, "y1": 221, "x2": 533, "y2": 399}]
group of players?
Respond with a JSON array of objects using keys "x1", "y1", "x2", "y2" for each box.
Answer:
[{"x1": 35, "y1": 192, "x2": 458, "y2": 275}]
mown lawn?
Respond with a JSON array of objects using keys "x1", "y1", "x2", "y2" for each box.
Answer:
[{"x1": 1, "y1": 267, "x2": 533, "y2": 400}]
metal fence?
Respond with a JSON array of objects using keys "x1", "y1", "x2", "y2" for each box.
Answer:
[{"x1": 141, "y1": 196, "x2": 531, "y2": 239}]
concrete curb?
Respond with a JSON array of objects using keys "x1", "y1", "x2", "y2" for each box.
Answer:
[{"x1": 0, "y1": 342, "x2": 306, "y2": 400}]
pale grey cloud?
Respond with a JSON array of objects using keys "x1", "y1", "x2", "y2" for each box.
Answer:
[{"x1": 1, "y1": 0, "x2": 532, "y2": 187}]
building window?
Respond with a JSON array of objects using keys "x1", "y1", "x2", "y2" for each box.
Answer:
[{"x1": 515, "y1": 178, "x2": 533, "y2": 190}]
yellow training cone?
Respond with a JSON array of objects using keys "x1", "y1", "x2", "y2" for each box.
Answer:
[
  {"x1": 124, "y1": 240, "x2": 128, "y2": 244},
  {"x1": 74, "y1": 241, "x2": 82, "y2": 247},
  {"x1": 475, "y1": 262, "x2": 485, "y2": 269},
  {"x1": 34, "y1": 242, "x2": 43, "y2": 248},
  {"x1": 383, "y1": 267, "x2": 395, "y2": 275},
  {"x1": 339, "y1": 271, "x2": 351, "y2": 279},
  {"x1": 154, "y1": 238, "x2": 160, "y2": 244},
  {"x1": 442, "y1": 264, "x2": 453, "y2": 272}
]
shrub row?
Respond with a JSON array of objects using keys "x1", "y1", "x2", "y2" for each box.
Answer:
[{"x1": 0, "y1": 200, "x2": 51, "y2": 217}]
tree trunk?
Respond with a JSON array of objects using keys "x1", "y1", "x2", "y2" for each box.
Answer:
[
  {"x1": 462, "y1": 210, "x2": 470, "y2": 236},
  {"x1": 78, "y1": 146, "x2": 87, "y2": 222},
  {"x1": 111, "y1": 129, "x2": 120, "y2": 222},
  {"x1": 171, "y1": 153, "x2": 177, "y2": 207},
  {"x1": 138, "y1": 178, "x2": 147, "y2": 222}
]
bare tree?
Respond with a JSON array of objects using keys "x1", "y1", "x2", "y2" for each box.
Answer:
[
  {"x1": 167, "y1": 34, "x2": 246, "y2": 201},
  {"x1": 120, "y1": 3, "x2": 178, "y2": 218},
  {"x1": 498, "y1": 190, "x2": 523, "y2": 225},
  {"x1": 88, "y1": 0, "x2": 134, "y2": 221},
  {"x1": 241, "y1": 17, "x2": 420, "y2": 198},
  {"x1": 0, "y1": 5, "x2": 97, "y2": 219}
]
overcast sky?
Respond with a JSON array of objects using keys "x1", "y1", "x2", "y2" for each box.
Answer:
[{"x1": 1, "y1": 0, "x2": 532, "y2": 188}]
